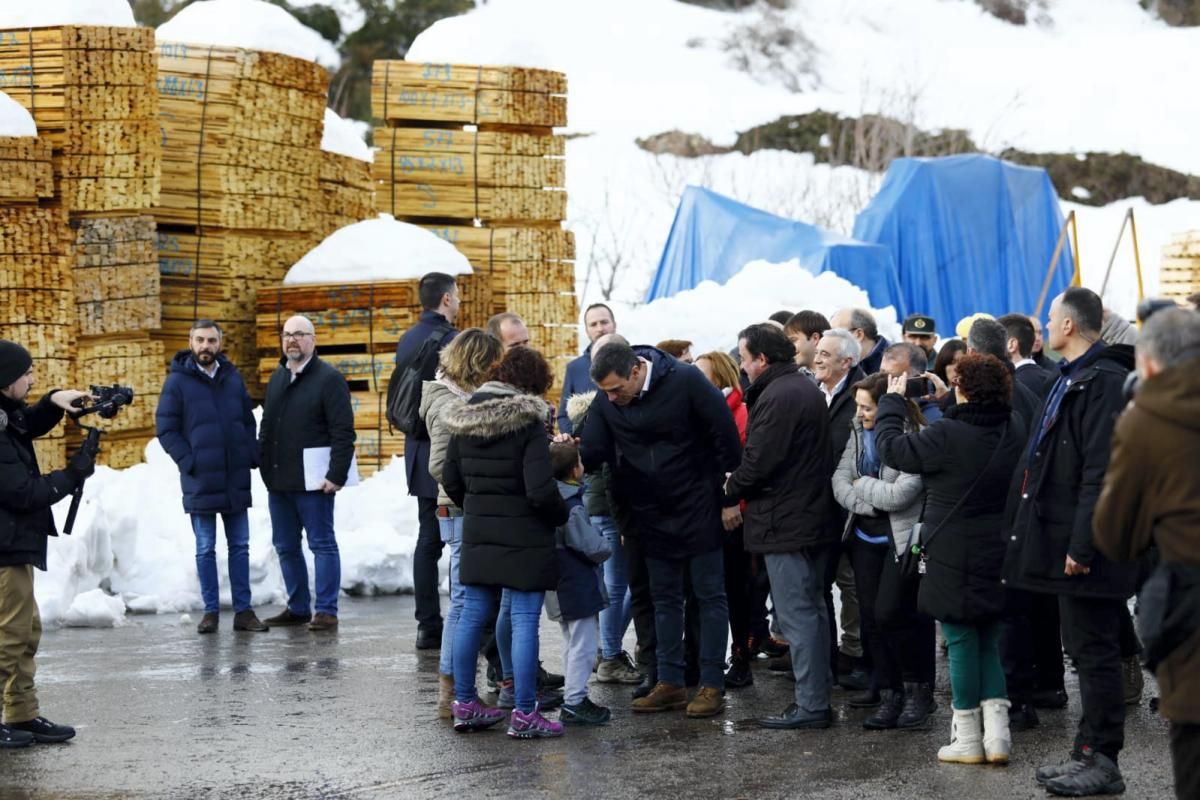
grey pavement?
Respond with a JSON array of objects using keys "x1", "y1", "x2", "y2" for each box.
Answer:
[{"x1": 0, "y1": 595, "x2": 1174, "y2": 799}]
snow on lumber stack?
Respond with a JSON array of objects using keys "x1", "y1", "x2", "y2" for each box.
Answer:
[
  {"x1": 318, "y1": 109, "x2": 375, "y2": 239},
  {"x1": 1159, "y1": 230, "x2": 1200, "y2": 302},
  {"x1": 0, "y1": 25, "x2": 160, "y2": 212}
]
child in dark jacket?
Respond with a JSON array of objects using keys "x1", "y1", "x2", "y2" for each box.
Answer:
[{"x1": 548, "y1": 441, "x2": 612, "y2": 725}]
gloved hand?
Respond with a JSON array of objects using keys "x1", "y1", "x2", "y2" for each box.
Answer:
[{"x1": 67, "y1": 446, "x2": 96, "y2": 481}]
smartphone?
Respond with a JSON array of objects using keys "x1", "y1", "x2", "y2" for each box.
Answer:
[{"x1": 904, "y1": 377, "x2": 931, "y2": 399}]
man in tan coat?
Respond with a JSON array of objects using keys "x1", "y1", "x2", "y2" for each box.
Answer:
[{"x1": 1094, "y1": 307, "x2": 1200, "y2": 800}]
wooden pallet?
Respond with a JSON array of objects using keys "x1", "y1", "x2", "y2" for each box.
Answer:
[
  {"x1": 376, "y1": 181, "x2": 566, "y2": 223},
  {"x1": 372, "y1": 61, "x2": 567, "y2": 128},
  {"x1": 318, "y1": 151, "x2": 375, "y2": 240}
]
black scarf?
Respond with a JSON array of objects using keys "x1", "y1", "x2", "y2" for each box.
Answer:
[{"x1": 943, "y1": 401, "x2": 1010, "y2": 428}]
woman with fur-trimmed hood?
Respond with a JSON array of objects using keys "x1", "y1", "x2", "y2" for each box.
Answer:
[{"x1": 442, "y1": 346, "x2": 569, "y2": 739}]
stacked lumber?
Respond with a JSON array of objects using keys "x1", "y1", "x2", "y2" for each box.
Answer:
[
  {"x1": 372, "y1": 61, "x2": 578, "y2": 400},
  {"x1": 318, "y1": 151, "x2": 375, "y2": 240},
  {"x1": 0, "y1": 158, "x2": 73, "y2": 469},
  {"x1": 1160, "y1": 230, "x2": 1200, "y2": 302},
  {"x1": 154, "y1": 41, "x2": 330, "y2": 393},
  {"x1": 255, "y1": 276, "x2": 491, "y2": 476},
  {"x1": 68, "y1": 335, "x2": 166, "y2": 469},
  {"x1": 0, "y1": 25, "x2": 160, "y2": 212},
  {"x1": 0, "y1": 137, "x2": 53, "y2": 202},
  {"x1": 72, "y1": 215, "x2": 160, "y2": 335}
]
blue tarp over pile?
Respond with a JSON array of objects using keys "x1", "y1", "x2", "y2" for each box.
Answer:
[
  {"x1": 645, "y1": 186, "x2": 904, "y2": 310},
  {"x1": 852, "y1": 154, "x2": 1073, "y2": 329}
]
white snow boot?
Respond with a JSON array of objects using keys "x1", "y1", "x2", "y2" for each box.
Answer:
[
  {"x1": 938, "y1": 707, "x2": 986, "y2": 764},
  {"x1": 981, "y1": 698, "x2": 1012, "y2": 764}
]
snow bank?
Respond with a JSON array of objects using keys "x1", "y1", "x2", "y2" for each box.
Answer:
[
  {"x1": 618, "y1": 260, "x2": 900, "y2": 356},
  {"x1": 321, "y1": 107, "x2": 372, "y2": 162},
  {"x1": 157, "y1": 0, "x2": 341, "y2": 69},
  {"x1": 0, "y1": 0, "x2": 135, "y2": 27},
  {"x1": 0, "y1": 92, "x2": 36, "y2": 137},
  {"x1": 39, "y1": 419, "x2": 428, "y2": 627},
  {"x1": 285, "y1": 214, "x2": 472, "y2": 285}
]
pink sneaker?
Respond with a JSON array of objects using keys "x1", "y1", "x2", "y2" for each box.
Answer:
[
  {"x1": 451, "y1": 697, "x2": 506, "y2": 733},
  {"x1": 506, "y1": 707, "x2": 564, "y2": 739}
]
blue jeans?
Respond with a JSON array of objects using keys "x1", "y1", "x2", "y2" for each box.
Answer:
[
  {"x1": 593, "y1": 515, "x2": 632, "y2": 659},
  {"x1": 437, "y1": 515, "x2": 464, "y2": 676},
  {"x1": 454, "y1": 585, "x2": 544, "y2": 713},
  {"x1": 645, "y1": 548, "x2": 728, "y2": 689},
  {"x1": 268, "y1": 491, "x2": 340, "y2": 616},
  {"x1": 190, "y1": 511, "x2": 251, "y2": 614}
]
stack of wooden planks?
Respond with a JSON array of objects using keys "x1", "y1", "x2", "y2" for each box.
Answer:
[
  {"x1": 318, "y1": 150, "x2": 375, "y2": 241},
  {"x1": 371, "y1": 61, "x2": 578, "y2": 409},
  {"x1": 0, "y1": 137, "x2": 72, "y2": 469},
  {"x1": 1160, "y1": 230, "x2": 1200, "y2": 303},
  {"x1": 154, "y1": 41, "x2": 329, "y2": 396},
  {"x1": 254, "y1": 275, "x2": 491, "y2": 476}
]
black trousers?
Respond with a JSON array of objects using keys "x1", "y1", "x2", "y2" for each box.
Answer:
[
  {"x1": 1119, "y1": 604, "x2": 1142, "y2": 658},
  {"x1": 1002, "y1": 589, "x2": 1065, "y2": 702},
  {"x1": 822, "y1": 539, "x2": 842, "y2": 673},
  {"x1": 850, "y1": 538, "x2": 899, "y2": 691},
  {"x1": 413, "y1": 496, "x2": 444, "y2": 632},
  {"x1": 1059, "y1": 595, "x2": 1126, "y2": 762},
  {"x1": 723, "y1": 526, "x2": 770, "y2": 655},
  {"x1": 623, "y1": 533, "x2": 657, "y2": 673},
  {"x1": 874, "y1": 551, "x2": 935, "y2": 684},
  {"x1": 1171, "y1": 722, "x2": 1200, "y2": 800}
]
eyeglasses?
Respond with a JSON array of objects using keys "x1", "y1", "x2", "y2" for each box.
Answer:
[{"x1": 282, "y1": 331, "x2": 313, "y2": 340}]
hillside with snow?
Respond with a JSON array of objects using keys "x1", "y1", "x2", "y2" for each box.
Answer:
[{"x1": 407, "y1": 0, "x2": 1199, "y2": 320}]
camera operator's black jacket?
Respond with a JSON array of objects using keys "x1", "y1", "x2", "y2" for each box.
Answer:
[
  {"x1": 259, "y1": 354, "x2": 356, "y2": 492},
  {"x1": 0, "y1": 393, "x2": 79, "y2": 571}
]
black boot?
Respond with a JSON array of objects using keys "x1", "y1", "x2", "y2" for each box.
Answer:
[
  {"x1": 863, "y1": 689, "x2": 904, "y2": 730},
  {"x1": 1009, "y1": 700, "x2": 1040, "y2": 731},
  {"x1": 633, "y1": 670, "x2": 658, "y2": 700},
  {"x1": 724, "y1": 652, "x2": 754, "y2": 689},
  {"x1": 895, "y1": 681, "x2": 936, "y2": 729}
]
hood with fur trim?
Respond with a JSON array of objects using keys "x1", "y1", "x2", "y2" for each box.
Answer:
[
  {"x1": 444, "y1": 384, "x2": 549, "y2": 441},
  {"x1": 566, "y1": 391, "x2": 596, "y2": 428}
]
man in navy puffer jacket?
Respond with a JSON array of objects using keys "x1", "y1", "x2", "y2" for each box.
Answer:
[{"x1": 156, "y1": 320, "x2": 267, "y2": 634}]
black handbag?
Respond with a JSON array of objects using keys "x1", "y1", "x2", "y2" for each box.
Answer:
[{"x1": 896, "y1": 423, "x2": 1009, "y2": 580}]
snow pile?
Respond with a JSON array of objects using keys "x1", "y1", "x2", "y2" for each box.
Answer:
[
  {"x1": 321, "y1": 107, "x2": 372, "y2": 162},
  {"x1": 285, "y1": 214, "x2": 472, "y2": 285},
  {"x1": 0, "y1": 0, "x2": 135, "y2": 27},
  {"x1": 157, "y1": 0, "x2": 341, "y2": 69},
  {"x1": 618, "y1": 260, "x2": 900, "y2": 356},
  {"x1": 39, "y1": 426, "x2": 427, "y2": 627},
  {"x1": 0, "y1": 92, "x2": 36, "y2": 137}
]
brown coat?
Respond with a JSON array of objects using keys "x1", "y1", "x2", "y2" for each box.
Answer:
[{"x1": 1093, "y1": 360, "x2": 1200, "y2": 723}]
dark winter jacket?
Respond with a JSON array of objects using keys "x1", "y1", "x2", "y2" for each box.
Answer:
[
  {"x1": 156, "y1": 351, "x2": 257, "y2": 514},
  {"x1": 725, "y1": 363, "x2": 837, "y2": 553},
  {"x1": 395, "y1": 310, "x2": 457, "y2": 498},
  {"x1": 443, "y1": 381, "x2": 569, "y2": 592},
  {"x1": 0, "y1": 393, "x2": 79, "y2": 571},
  {"x1": 877, "y1": 395, "x2": 1026, "y2": 624},
  {"x1": 860, "y1": 336, "x2": 890, "y2": 376},
  {"x1": 578, "y1": 347, "x2": 742, "y2": 560},
  {"x1": 557, "y1": 345, "x2": 595, "y2": 435},
  {"x1": 566, "y1": 391, "x2": 613, "y2": 518},
  {"x1": 1015, "y1": 361, "x2": 1055, "y2": 398},
  {"x1": 554, "y1": 480, "x2": 610, "y2": 622},
  {"x1": 1093, "y1": 357, "x2": 1200, "y2": 722},
  {"x1": 828, "y1": 366, "x2": 867, "y2": 467},
  {"x1": 259, "y1": 355, "x2": 356, "y2": 493},
  {"x1": 1003, "y1": 344, "x2": 1137, "y2": 599}
]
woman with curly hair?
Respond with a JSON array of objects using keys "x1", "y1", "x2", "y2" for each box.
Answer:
[
  {"x1": 442, "y1": 346, "x2": 569, "y2": 738},
  {"x1": 875, "y1": 353, "x2": 1027, "y2": 766}
]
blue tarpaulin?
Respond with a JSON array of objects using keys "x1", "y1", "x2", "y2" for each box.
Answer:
[
  {"x1": 645, "y1": 186, "x2": 904, "y2": 311},
  {"x1": 852, "y1": 154, "x2": 1073, "y2": 330}
]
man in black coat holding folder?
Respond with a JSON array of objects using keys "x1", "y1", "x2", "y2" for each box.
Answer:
[{"x1": 260, "y1": 315, "x2": 356, "y2": 632}]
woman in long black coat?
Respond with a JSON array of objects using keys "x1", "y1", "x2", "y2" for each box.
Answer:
[
  {"x1": 875, "y1": 353, "x2": 1025, "y2": 767},
  {"x1": 442, "y1": 346, "x2": 569, "y2": 738}
]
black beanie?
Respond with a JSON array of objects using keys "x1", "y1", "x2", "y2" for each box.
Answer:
[{"x1": 0, "y1": 340, "x2": 33, "y2": 389}]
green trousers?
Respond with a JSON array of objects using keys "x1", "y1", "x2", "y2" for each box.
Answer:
[
  {"x1": 0, "y1": 565, "x2": 40, "y2": 724},
  {"x1": 942, "y1": 620, "x2": 1007, "y2": 710}
]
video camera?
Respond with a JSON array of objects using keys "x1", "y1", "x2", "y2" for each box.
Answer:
[{"x1": 63, "y1": 384, "x2": 136, "y2": 535}]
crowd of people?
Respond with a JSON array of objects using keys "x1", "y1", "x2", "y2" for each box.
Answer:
[{"x1": 402, "y1": 271, "x2": 1199, "y2": 799}]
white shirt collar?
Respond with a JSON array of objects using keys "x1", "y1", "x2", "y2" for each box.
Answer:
[
  {"x1": 1014, "y1": 358, "x2": 1036, "y2": 369},
  {"x1": 820, "y1": 372, "x2": 848, "y2": 406},
  {"x1": 288, "y1": 355, "x2": 314, "y2": 382},
  {"x1": 638, "y1": 357, "x2": 653, "y2": 397}
]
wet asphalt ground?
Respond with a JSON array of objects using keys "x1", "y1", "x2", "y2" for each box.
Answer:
[{"x1": 0, "y1": 595, "x2": 1174, "y2": 800}]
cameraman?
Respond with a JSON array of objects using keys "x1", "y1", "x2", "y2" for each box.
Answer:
[
  {"x1": 1093, "y1": 307, "x2": 1200, "y2": 800},
  {"x1": 0, "y1": 340, "x2": 96, "y2": 747}
]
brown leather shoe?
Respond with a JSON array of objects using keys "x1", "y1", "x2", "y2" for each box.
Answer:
[
  {"x1": 307, "y1": 612, "x2": 338, "y2": 631},
  {"x1": 196, "y1": 612, "x2": 219, "y2": 634},
  {"x1": 233, "y1": 610, "x2": 269, "y2": 632},
  {"x1": 631, "y1": 682, "x2": 688, "y2": 713},
  {"x1": 263, "y1": 609, "x2": 312, "y2": 626},
  {"x1": 687, "y1": 686, "x2": 726, "y2": 718}
]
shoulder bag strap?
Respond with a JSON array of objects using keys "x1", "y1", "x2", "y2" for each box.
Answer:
[{"x1": 919, "y1": 422, "x2": 1009, "y2": 552}]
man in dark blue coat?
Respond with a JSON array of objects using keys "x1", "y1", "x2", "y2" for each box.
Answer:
[
  {"x1": 556, "y1": 303, "x2": 616, "y2": 434},
  {"x1": 577, "y1": 342, "x2": 741, "y2": 718},
  {"x1": 393, "y1": 273, "x2": 459, "y2": 648},
  {"x1": 156, "y1": 320, "x2": 266, "y2": 635}
]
